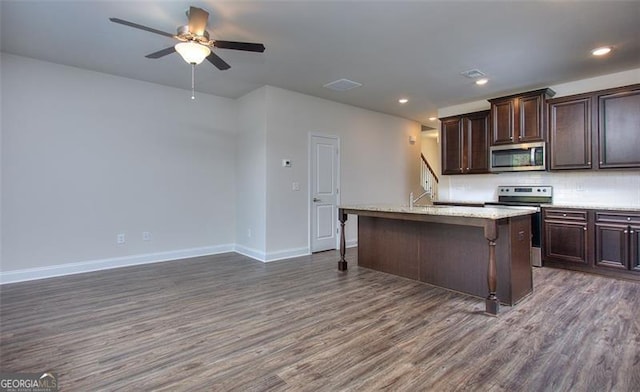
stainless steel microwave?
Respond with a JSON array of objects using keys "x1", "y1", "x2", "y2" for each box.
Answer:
[{"x1": 489, "y1": 141, "x2": 546, "y2": 172}]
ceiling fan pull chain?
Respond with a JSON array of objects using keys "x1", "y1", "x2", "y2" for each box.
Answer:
[{"x1": 191, "y1": 63, "x2": 196, "y2": 100}]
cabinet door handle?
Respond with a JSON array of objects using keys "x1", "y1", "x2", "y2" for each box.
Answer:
[
  {"x1": 631, "y1": 230, "x2": 635, "y2": 234},
  {"x1": 624, "y1": 230, "x2": 628, "y2": 234},
  {"x1": 583, "y1": 227, "x2": 587, "y2": 231},
  {"x1": 628, "y1": 217, "x2": 632, "y2": 221},
  {"x1": 563, "y1": 213, "x2": 567, "y2": 217},
  {"x1": 587, "y1": 161, "x2": 591, "y2": 165}
]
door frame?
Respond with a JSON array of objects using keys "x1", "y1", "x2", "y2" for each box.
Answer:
[{"x1": 308, "y1": 133, "x2": 341, "y2": 252}]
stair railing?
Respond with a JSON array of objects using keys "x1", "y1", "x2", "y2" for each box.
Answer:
[{"x1": 420, "y1": 153, "x2": 439, "y2": 201}]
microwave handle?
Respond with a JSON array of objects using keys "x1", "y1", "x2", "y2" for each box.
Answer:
[{"x1": 530, "y1": 147, "x2": 536, "y2": 166}]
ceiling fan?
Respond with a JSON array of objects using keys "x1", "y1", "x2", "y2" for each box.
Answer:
[{"x1": 109, "y1": 6, "x2": 265, "y2": 71}]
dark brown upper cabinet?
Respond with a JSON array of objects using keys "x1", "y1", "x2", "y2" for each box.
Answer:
[
  {"x1": 548, "y1": 84, "x2": 640, "y2": 171},
  {"x1": 489, "y1": 88, "x2": 555, "y2": 146},
  {"x1": 440, "y1": 110, "x2": 490, "y2": 175},
  {"x1": 597, "y1": 85, "x2": 640, "y2": 169},
  {"x1": 548, "y1": 93, "x2": 593, "y2": 170}
]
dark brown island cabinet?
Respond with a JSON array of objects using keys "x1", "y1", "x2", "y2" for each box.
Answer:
[
  {"x1": 440, "y1": 110, "x2": 490, "y2": 175},
  {"x1": 548, "y1": 83, "x2": 640, "y2": 170},
  {"x1": 338, "y1": 206, "x2": 536, "y2": 315},
  {"x1": 542, "y1": 207, "x2": 640, "y2": 280},
  {"x1": 489, "y1": 88, "x2": 556, "y2": 145}
]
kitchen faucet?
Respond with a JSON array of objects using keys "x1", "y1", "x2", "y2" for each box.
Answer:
[{"x1": 409, "y1": 190, "x2": 430, "y2": 208}]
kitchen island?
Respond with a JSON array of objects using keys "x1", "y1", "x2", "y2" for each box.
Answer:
[{"x1": 338, "y1": 205, "x2": 536, "y2": 315}]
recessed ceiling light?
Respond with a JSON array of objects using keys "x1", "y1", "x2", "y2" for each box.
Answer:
[
  {"x1": 591, "y1": 46, "x2": 612, "y2": 56},
  {"x1": 429, "y1": 117, "x2": 437, "y2": 121},
  {"x1": 475, "y1": 78, "x2": 489, "y2": 85},
  {"x1": 398, "y1": 98, "x2": 409, "y2": 104}
]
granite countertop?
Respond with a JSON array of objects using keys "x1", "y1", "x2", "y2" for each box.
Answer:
[
  {"x1": 432, "y1": 200, "x2": 486, "y2": 206},
  {"x1": 434, "y1": 200, "x2": 640, "y2": 212},
  {"x1": 542, "y1": 204, "x2": 640, "y2": 212},
  {"x1": 339, "y1": 204, "x2": 536, "y2": 220}
]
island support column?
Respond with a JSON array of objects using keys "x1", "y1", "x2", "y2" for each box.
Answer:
[
  {"x1": 484, "y1": 220, "x2": 499, "y2": 315},
  {"x1": 338, "y1": 209, "x2": 348, "y2": 271}
]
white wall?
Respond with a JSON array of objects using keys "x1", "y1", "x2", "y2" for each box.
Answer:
[
  {"x1": 1, "y1": 54, "x2": 422, "y2": 281},
  {"x1": 1, "y1": 54, "x2": 237, "y2": 275},
  {"x1": 235, "y1": 87, "x2": 267, "y2": 259},
  {"x1": 436, "y1": 68, "x2": 640, "y2": 207},
  {"x1": 263, "y1": 86, "x2": 422, "y2": 257},
  {"x1": 421, "y1": 132, "x2": 440, "y2": 177}
]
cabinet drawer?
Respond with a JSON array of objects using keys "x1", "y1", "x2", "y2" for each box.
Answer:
[
  {"x1": 544, "y1": 209, "x2": 587, "y2": 221},
  {"x1": 596, "y1": 212, "x2": 640, "y2": 224}
]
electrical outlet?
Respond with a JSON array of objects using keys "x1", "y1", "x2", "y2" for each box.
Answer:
[
  {"x1": 143, "y1": 231, "x2": 152, "y2": 241},
  {"x1": 117, "y1": 233, "x2": 125, "y2": 245}
]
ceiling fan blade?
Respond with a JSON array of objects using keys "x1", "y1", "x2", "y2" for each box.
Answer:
[
  {"x1": 109, "y1": 18, "x2": 175, "y2": 38},
  {"x1": 206, "y1": 52, "x2": 231, "y2": 70},
  {"x1": 145, "y1": 46, "x2": 176, "y2": 59},
  {"x1": 213, "y1": 40, "x2": 266, "y2": 53},
  {"x1": 188, "y1": 6, "x2": 209, "y2": 36}
]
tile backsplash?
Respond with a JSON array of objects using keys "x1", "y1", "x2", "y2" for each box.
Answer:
[{"x1": 440, "y1": 171, "x2": 640, "y2": 207}]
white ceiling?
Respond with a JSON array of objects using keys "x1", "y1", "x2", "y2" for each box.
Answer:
[{"x1": 2, "y1": 1, "x2": 639, "y2": 124}]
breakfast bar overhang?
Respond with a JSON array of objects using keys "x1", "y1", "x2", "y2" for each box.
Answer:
[{"x1": 338, "y1": 205, "x2": 536, "y2": 315}]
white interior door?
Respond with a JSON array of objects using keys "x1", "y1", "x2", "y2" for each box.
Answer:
[{"x1": 310, "y1": 135, "x2": 339, "y2": 252}]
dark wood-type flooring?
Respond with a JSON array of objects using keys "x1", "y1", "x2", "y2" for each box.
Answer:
[{"x1": 1, "y1": 249, "x2": 639, "y2": 391}]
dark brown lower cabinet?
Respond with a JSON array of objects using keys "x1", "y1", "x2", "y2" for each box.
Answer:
[
  {"x1": 544, "y1": 221, "x2": 588, "y2": 264},
  {"x1": 543, "y1": 209, "x2": 588, "y2": 264},
  {"x1": 631, "y1": 226, "x2": 640, "y2": 272},
  {"x1": 594, "y1": 212, "x2": 640, "y2": 274},
  {"x1": 595, "y1": 223, "x2": 628, "y2": 269},
  {"x1": 542, "y1": 207, "x2": 640, "y2": 280}
]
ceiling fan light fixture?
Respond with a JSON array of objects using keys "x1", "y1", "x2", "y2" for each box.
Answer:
[
  {"x1": 591, "y1": 46, "x2": 612, "y2": 56},
  {"x1": 175, "y1": 41, "x2": 211, "y2": 64}
]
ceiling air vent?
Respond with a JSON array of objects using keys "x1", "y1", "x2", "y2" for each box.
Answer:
[
  {"x1": 460, "y1": 69, "x2": 486, "y2": 79},
  {"x1": 323, "y1": 78, "x2": 362, "y2": 92}
]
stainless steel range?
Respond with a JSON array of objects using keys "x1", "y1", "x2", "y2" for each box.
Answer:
[{"x1": 485, "y1": 186, "x2": 553, "y2": 267}]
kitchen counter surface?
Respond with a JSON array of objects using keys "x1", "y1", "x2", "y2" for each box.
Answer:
[
  {"x1": 432, "y1": 200, "x2": 486, "y2": 207},
  {"x1": 542, "y1": 204, "x2": 640, "y2": 212},
  {"x1": 339, "y1": 204, "x2": 536, "y2": 220}
]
